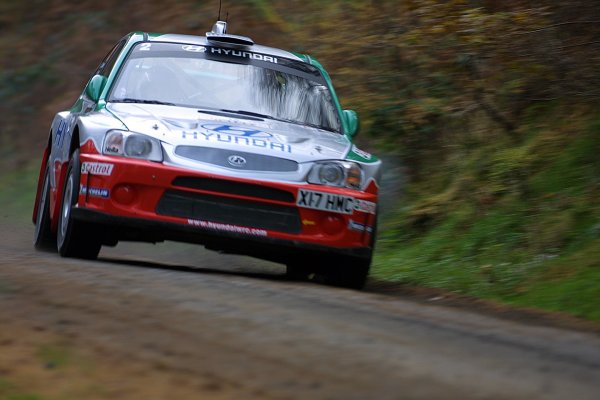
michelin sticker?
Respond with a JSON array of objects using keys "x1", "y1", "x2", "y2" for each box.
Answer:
[
  {"x1": 80, "y1": 185, "x2": 110, "y2": 198},
  {"x1": 81, "y1": 162, "x2": 114, "y2": 176},
  {"x1": 348, "y1": 220, "x2": 373, "y2": 233}
]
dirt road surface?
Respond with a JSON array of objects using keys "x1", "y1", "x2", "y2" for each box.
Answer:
[{"x1": 1, "y1": 222, "x2": 600, "y2": 399}]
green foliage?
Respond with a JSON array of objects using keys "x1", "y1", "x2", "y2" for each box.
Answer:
[
  {"x1": 37, "y1": 344, "x2": 71, "y2": 369},
  {"x1": 509, "y1": 239, "x2": 600, "y2": 321},
  {"x1": 0, "y1": 164, "x2": 38, "y2": 222},
  {"x1": 375, "y1": 111, "x2": 600, "y2": 321},
  {"x1": 0, "y1": 378, "x2": 46, "y2": 400},
  {"x1": 0, "y1": 63, "x2": 55, "y2": 102},
  {"x1": 5, "y1": 395, "x2": 45, "y2": 400}
]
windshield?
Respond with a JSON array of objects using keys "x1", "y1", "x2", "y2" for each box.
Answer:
[{"x1": 108, "y1": 42, "x2": 341, "y2": 132}]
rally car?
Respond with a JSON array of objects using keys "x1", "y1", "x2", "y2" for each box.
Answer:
[{"x1": 32, "y1": 20, "x2": 381, "y2": 288}]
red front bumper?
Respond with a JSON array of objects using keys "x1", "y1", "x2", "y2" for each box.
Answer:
[{"x1": 75, "y1": 153, "x2": 378, "y2": 257}]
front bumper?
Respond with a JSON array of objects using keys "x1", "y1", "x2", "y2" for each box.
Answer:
[
  {"x1": 72, "y1": 208, "x2": 372, "y2": 262},
  {"x1": 75, "y1": 153, "x2": 377, "y2": 261}
]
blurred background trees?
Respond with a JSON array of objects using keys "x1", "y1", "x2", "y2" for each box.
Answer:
[{"x1": 1, "y1": 0, "x2": 598, "y2": 167}]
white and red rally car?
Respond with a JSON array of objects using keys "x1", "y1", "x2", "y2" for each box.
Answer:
[{"x1": 32, "y1": 21, "x2": 381, "y2": 288}]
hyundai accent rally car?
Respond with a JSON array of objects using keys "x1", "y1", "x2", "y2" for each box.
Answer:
[{"x1": 32, "y1": 20, "x2": 381, "y2": 288}]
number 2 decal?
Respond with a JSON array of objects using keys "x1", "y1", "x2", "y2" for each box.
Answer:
[{"x1": 139, "y1": 43, "x2": 151, "y2": 51}]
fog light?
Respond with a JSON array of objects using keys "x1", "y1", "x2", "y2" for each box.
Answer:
[{"x1": 113, "y1": 184, "x2": 136, "y2": 205}]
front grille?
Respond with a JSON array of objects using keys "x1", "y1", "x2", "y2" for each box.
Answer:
[
  {"x1": 172, "y1": 176, "x2": 295, "y2": 203},
  {"x1": 157, "y1": 190, "x2": 301, "y2": 234},
  {"x1": 175, "y1": 146, "x2": 298, "y2": 172}
]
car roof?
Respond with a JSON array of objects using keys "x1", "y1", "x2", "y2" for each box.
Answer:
[{"x1": 147, "y1": 33, "x2": 304, "y2": 62}]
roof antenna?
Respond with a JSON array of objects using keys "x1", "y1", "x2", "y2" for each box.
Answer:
[
  {"x1": 210, "y1": 1, "x2": 227, "y2": 35},
  {"x1": 207, "y1": 1, "x2": 252, "y2": 44}
]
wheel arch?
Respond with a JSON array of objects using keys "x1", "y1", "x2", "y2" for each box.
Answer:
[
  {"x1": 70, "y1": 124, "x2": 81, "y2": 156},
  {"x1": 50, "y1": 122, "x2": 82, "y2": 233},
  {"x1": 32, "y1": 130, "x2": 53, "y2": 224}
]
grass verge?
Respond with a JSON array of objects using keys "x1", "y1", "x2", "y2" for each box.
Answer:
[
  {"x1": 373, "y1": 109, "x2": 600, "y2": 322},
  {"x1": 0, "y1": 162, "x2": 39, "y2": 225}
]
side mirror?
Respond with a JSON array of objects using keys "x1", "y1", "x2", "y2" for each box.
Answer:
[
  {"x1": 343, "y1": 109, "x2": 360, "y2": 138},
  {"x1": 85, "y1": 75, "x2": 107, "y2": 103}
]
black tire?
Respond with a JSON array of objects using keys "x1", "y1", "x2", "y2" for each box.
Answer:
[
  {"x1": 33, "y1": 165, "x2": 56, "y2": 251},
  {"x1": 322, "y1": 212, "x2": 377, "y2": 289},
  {"x1": 285, "y1": 261, "x2": 313, "y2": 281},
  {"x1": 286, "y1": 254, "x2": 371, "y2": 289},
  {"x1": 321, "y1": 255, "x2": 371, "y2": 290},
  {"x1": 56, "y1": 149, "x2": 102, "y2": 259}
]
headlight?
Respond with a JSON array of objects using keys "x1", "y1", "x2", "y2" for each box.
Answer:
[
  {"x1": 307, "y1": 161, "x2": 363, "y2": 189},
  {"x1": 103, "y1": 130, "x2": 163, "y2": 162}
]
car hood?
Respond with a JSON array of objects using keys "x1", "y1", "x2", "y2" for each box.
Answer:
[{"x1": 106, "y1": 103, "x2": 351, "y2": 163}]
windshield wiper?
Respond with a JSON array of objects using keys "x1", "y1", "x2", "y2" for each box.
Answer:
[
  {"x1": 197, "y1": 108, "x2": 266, "y2": 121},
  {"x1": 112, "y1": 98, "x2": 176, "y2": 106},
  {"x1": 220, "y1": 109, "x2": 272, "y2": 119}
]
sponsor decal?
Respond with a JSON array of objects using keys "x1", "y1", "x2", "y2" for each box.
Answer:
[
  {"x1": 302, "y1": 219, "x2": 316, "y2": 226},
  {"x1": 297, "y1": 189, "x2": 356, "y2": 215},
  {"x1": 182, "y1": 128, "x2": 292, "y2": 153},
  {"x1": 55, "y1": 120, "x2": 67, "y2": 147},
  {"x1": 208, "y1": 47, "x2": 278, "y2": 64},
  {"x1": 202, "y1": 124, "x2": 272, "y2": 138},
  {"x1": 81, "y1": 139, "x2": 100, "y2": 154},
  {"x1": 348, "y1": 220, "x2": 373, "y2": 233},
  {"x1": 352, "y1": 144, "x2": 372, "y2": 160},
  {"x1": 227, "y1": 155, "x2": 247, "y2": 167},
  {"x1": 104, "y1": 133, "x2": 123, "y2": 154},
  {"x1": 105, "y1": 145, "x2": 120, "y2": 154},
  {"x1": 354, "y1": 199, "x2": 377, "y2": 215},
  {"x1": 188, "y1": 219, "x2": 267, "y2": 237},
  {"x1": 182, "y1": 45, "x2": 206, "y2": 53},
  {"x1": 81, "y1": 162, "x2": 114, "y2": 176},
  {"x1": 80, "y1": 185, "x2": 109, "y2": 198}
]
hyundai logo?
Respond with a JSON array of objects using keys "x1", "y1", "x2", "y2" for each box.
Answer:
[
  {"x1": 202, "y1": 124, "x2": 273, "y2": 138},
  {"x1": 227, "y1": 155, "x2": 247, "y2": 167},
  {"x1": 182, "y1": 45, "x2": 206, "y2": 53}
]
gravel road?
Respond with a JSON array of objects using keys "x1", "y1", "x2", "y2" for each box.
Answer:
[{"x1": 1, "y1": 222, "x2": 599, "y2": 399}]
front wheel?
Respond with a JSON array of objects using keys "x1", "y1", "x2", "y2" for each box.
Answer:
[
  {"x1": 285, "y1": 261, "x2": 313, "y2": 281},
  {"x1": 321, "y1": 256, "x2": 371, "y2": 290},
  {"x1": 56, "y1": 149, "x2": 101, "y2": 259},
  {"x1": 286, "y1": 254, "x2": 371, "y2": 290}
]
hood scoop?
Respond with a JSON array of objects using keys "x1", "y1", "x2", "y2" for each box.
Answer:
[{"x1": 163, "y1": 119, "x2": 198, "y2": 130}]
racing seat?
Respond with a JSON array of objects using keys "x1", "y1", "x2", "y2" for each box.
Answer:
[{"x1": 137, "y1": 64, "x2": 185, "y2": 103}]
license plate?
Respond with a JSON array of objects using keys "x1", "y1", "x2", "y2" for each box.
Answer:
[{"x1": 296, "y1": 189, "x2": 356, "y2": 214}]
